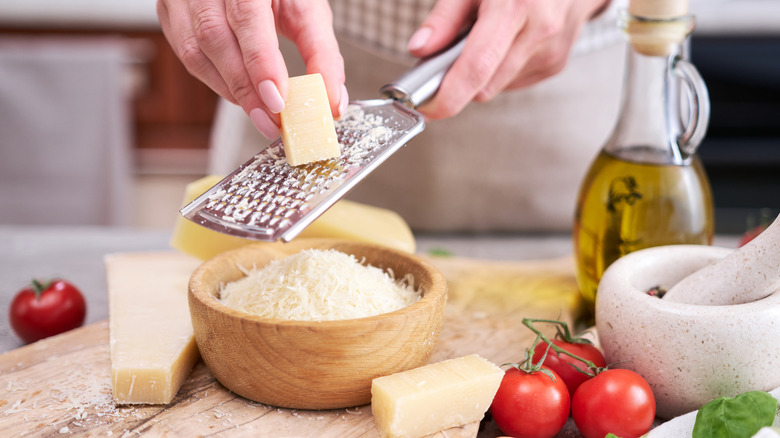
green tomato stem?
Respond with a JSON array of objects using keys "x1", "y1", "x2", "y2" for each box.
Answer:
[
  {"x1": 522, "y1": 318, "x2": 602, "y2": 376},
  {"x1": 30, "y1": 279, "x2": 50, "y2": 299}
]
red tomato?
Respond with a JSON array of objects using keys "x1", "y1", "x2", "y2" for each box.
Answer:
[
  {"x1": 9, "y1": 279, "x2": 86, "y2": 344},
  {"x1": 532, "y1": 339, "x2": 606, "y2": 397},
  {"x1": 490, "y1": 366, "x2": 570, "y2": 438},
  {"x1": 572, "y1": 368, "x2": 656, "y2": 438},
  {"x1": 738, "y1": 224, "x2": 767, "y2": 247}
]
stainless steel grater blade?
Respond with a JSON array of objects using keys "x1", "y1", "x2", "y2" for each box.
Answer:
[{"x1": 180, "y1": 34, "x2": 467, "y2": 242}]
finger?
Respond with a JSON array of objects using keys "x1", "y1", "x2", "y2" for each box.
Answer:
[
  {"x1": 277, "y1": 1, "x2": 347, "y2": 117},
  {"x1": 188, "y1": 0, "x2": 282, "y2": 138},
  {"x1": 499, "y1": 42, "x2": 572, "y2": 91},
  {"x1": 225, "y1": 0, "x2": 289, "y2": 113},
  {"x1": 157, "y1": 0, "x2": 236, "y2": 104},
  {"x1": 478, "y1": 7, "x2": 585, "y2": 100},
  {"x1": 190, "y1": 0, "x2": 268, "y2": 111},
  {"x1": 407, "y1": 0, "x2": 474, "y2": 57},
  {"x1": 474, "y1": 33, "x2": 561, "y2": 101},
  {"x1": 420, "y1": 1, "x2": 528, "y2": 119}
]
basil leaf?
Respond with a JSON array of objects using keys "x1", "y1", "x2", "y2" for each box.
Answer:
[{"x1": 693, "y1": 391, "x2": 778, "y2": 438}]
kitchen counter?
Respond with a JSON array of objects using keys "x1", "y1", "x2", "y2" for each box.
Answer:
[
  {"x1": 0, "y1": 225, "x2": 745, "y2": 437},
  {"x1": 0, "y1": 225, "x2": 739, "y2": 353},
  {"x1": 0, "y1": 225, "x2": 575, "y2": 353}
]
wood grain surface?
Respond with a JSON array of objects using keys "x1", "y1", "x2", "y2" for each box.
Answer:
[{"x1": 0, "y1": 255, "x2": 582, "y2": 437}]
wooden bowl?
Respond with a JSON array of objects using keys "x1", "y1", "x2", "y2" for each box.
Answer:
[{"x1": 188, "y1": 238, "x2": 447, "y2": 410}]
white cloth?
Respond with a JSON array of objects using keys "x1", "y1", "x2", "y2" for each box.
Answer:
[{"x1": 0, "y1": 36, "x2": 133, "y2": 226}]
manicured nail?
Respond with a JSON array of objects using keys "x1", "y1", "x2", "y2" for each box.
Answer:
[
  {"x1": 258, "y1": 80, "x2": 285, "y2": 114},
  {"x1": 407, "y1": 27, "x2": 432, "y2": 52},
  {"x1": 338, "y1": 84, "x2": 349, "y2": 118},
  {"x1": 249, "y1": 108, "x2": 280, "y2": 139}
]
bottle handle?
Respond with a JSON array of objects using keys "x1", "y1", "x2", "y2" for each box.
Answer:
[{"x1": 671, "y1": 56, "x2": 710, "y2": 159}]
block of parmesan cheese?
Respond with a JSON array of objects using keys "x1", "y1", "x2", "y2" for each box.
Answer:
[
  {"x1": 170, "y1": 175, "x2": 416, "y2": 260},
  {"x1": 299, "y1": 199, "x2": 416, "y2": 253},
  {"x1": 371, "y1": 354, "x2": 504, "y2": 438},
  {"x1": 280, "y1": 73, "x2": 340, "y2": 166},
  {"x1": 106, "y1": 252, "x2": 202, "y2": 404}
]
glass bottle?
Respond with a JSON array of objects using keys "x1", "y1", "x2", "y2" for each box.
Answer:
[{"x1": 573, "y1": 10, "x2": 714, "y2": 306}]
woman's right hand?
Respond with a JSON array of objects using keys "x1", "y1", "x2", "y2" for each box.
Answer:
[{"x1": 156, "y1": 0, "x2": 348, "y2": 139}]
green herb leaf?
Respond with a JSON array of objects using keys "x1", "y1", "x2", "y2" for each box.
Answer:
[
  {"x1": 693, "y1": 391, "x2": 778, "y2": 438},
  {"x1": 426, "y1": 247, "x2": 454, "y2": 257},
  {"x1": 605, "y1": 434, "x2": 622, "y2": 438}
]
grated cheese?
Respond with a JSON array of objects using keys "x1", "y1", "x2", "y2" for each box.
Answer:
[{"x1": 219, "y1": 249, "x2": 420, "y2": 321}]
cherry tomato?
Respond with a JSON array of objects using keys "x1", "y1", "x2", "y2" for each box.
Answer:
[
  {"x1": 532, "y1": 339, "x2": 606, "y2": 397},
  {"x1": 490, "y1": 366, "x2": 570, "y2": 438},
  {"x1": 9, "y1": 279, "x2": 86, "y2": 344},
  {"x1": 572, "y1": 368, "x2": 656, "y2": 438},
  {"x1": 738, "y1": 224, "x2": 767, "y2": 247}
]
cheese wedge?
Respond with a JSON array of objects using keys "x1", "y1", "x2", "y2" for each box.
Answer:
[
  {"x1": 371, "y1": 354, "x2": 504, "y2": 438},
  {"x1": 170, "y1": 175, "x2": 254, "y2": 260},
  {"x1": 170, "y1": 175, "x2": 416, "y2": 260},
  {"x1": 106, "y1": 252, "x2": 202, "y2": 404},
  {"x1": 300, "y1": 198, "x2": 416, "y2": 253},
  {"x1": 280, "y1": 73, "x2": 340, "y2": 166}
]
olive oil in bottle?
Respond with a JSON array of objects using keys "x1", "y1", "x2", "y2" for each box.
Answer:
[
  {"x1": 573, "y1": 149, "x2": 713, "y2": 303},
  {"x1": 573, "y1": 3, "x2": 715, "y2": 306}
]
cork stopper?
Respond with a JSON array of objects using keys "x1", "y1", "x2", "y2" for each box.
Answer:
[
  {"x1": 624, "y1": 0, "x2": 693, "y2": 56},
  {"x1": 628, "y1": 0, "x2": 689, "y2": 20}
]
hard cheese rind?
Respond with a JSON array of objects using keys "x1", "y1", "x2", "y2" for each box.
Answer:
[
  {"x1": 371, "y1": 354, "x2": 504, "y2": 438},
  {"x1": 106, "y1": 252, "x2": 202, "y2": 404},
  {"x1": 280, "y1": 73, "x2": 340, "y2": 166}
]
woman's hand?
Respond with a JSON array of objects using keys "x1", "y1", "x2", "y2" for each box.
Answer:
[
  {"x1": 157, "y1": 0, "x2": 348, "y2": 139},
  {"x1": 408, "y1": 0, "x2": 610, "y2": 120}
]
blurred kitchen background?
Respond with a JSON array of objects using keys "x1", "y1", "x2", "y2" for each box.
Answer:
[{"x1": 0, "y1": 0, "x2": 778, "y2": 234}]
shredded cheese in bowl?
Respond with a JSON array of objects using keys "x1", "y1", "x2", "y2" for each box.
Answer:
[{"x1": 218, "y1": 249, "x2": 421, "y2": 321}]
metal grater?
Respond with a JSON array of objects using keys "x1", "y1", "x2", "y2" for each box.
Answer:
[{"x1": 180, "y1": 35, "x2": 467, "y2": 242}]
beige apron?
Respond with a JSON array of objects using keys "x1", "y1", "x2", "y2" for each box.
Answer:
[{"x1": 209, "y1": 0, "x2": 626, "y2": 233}]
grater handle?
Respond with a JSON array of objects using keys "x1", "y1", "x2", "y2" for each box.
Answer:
[{"x1": 379, "y1": 33, "x2": 467, "y2": 108}]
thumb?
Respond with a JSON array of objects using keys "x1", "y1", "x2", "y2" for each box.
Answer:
[{"x1": 407, "y1": 0, "x2": 475, "y2": 57}]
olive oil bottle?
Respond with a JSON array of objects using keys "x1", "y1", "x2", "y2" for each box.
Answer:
[{"x1": 573, "y1": 2, "x2": 714, "y2": 305}]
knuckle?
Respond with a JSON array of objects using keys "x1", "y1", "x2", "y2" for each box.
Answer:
[
  {"x1": 536, "y1": 49, "x2": 568, "y2": 74},
  {"x1": 176, "y1": 35, "x2": 209, "y2": 72},
  {"x1": 475, "y1": 87, "x2": 498, "y2": 103},
  {"x1": 191, "y1": 6, "x2": 229, "y2": 44},
  {"x1": 226, "y1": 0, "x2": 260, "y2": 28},
  {"x1": 466, "y1": 51, "x2": 500, "y2": 87},
  {"x1": 242, "y1": 50, "x2": 271, "y2": 73},
  {"x1": 537, "y1": 20, "x2": 563, "y2": 41},
  {"x1": 227, "y1": 79, "x2": 256, "y2": 105},
  {"x1": 430, "y1": 93, "x2": 464, "y2": 120}
]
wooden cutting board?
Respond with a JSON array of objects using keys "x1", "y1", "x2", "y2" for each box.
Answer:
[{"x1": 0, "y1": 255, "x2": 583, "y2": 437}]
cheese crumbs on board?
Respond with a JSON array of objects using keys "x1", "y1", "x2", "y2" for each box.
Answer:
[{"x1": 219, "y1": 249, "x2": 421, "y2": 321}]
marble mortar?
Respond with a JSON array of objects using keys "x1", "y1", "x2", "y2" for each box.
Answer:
[{"x1": 595, "y1": 244, "x2": 780, "y2": 419}]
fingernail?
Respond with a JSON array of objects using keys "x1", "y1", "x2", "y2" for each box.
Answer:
[
  {"x1": 338, "y1": 84, "x2": 349, "y2": 118},
  {"x1": 249, "y1": 108, "x2": 280, "y2": 139},
  {"x1": 407, "y1": 27, "x2": 432, "y2": 52},
  {"x1": 258, "y1": 80, "x2": 285, "y2": 114}
]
